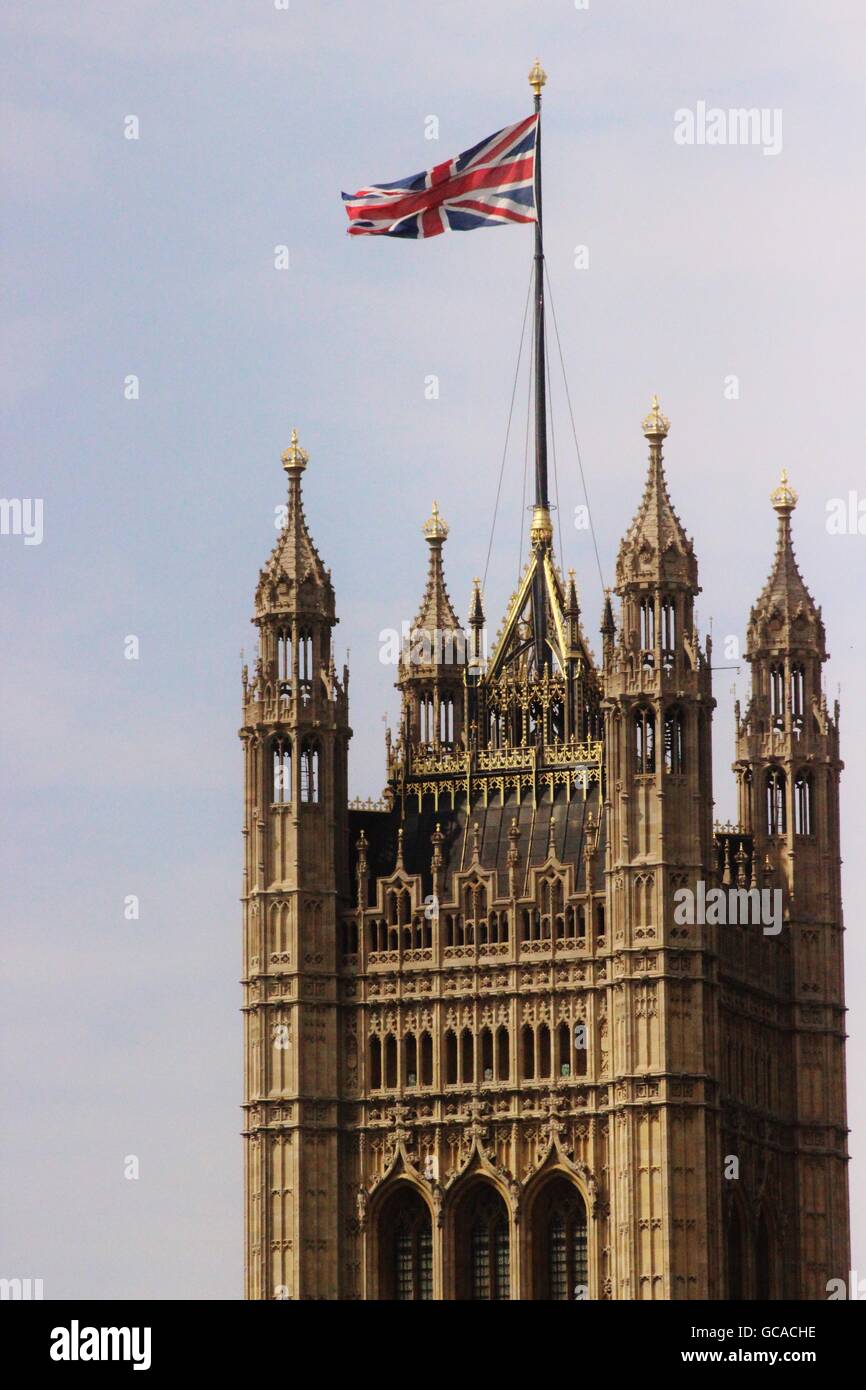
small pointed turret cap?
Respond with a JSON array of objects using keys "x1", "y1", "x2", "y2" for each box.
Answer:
[
  {"x1": 601, "y1": 588, "x2": 615, "y2": 636},
  {"x1": 402, "y1": 502, "x2": 463, "y2": 671},
  {"x1": 748, "y1": 470, "x2": 825, "y2": 658},
  {"x1": 616, "y1": 396, "x2": 698, "y2": 592},
  {"x1": 469, "y1": 577, "x2": 485, "y2": 627},
  {"x1": 256, "y1": 429, "x2": 333, "y2": 617}
]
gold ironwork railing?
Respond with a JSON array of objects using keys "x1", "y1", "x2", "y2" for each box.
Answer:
[{"x1": 408, "y1": 737, "x2": 602, "y2": 779}]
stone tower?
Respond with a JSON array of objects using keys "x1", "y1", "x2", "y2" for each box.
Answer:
[
  {"x1": 602, "y1": 396, "x2": 718, "y2": 1297},
  {"x1": 241, "y1": 414, "x2": 849, "y2": 1300},
  {"x1": 241, "y1": 431, "x2": 351, "y2": 1299},
  {"x1": 725, "y1": 469, "x2": 849, "y2": 1298}
]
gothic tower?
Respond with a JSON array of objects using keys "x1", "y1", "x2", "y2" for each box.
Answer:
[
  {"x1": 602, "y1": 397, "x2": 718, "y2": 1297},
  {"x1": 241, "y1": 412, "x2": 848, "y2": 1299},
  {"x1": 241, "y1": 431, "x2": 350, "y2": 1299},
  {"x1": 726, "y1": 470, "x2": 848, "y2": 1297}
]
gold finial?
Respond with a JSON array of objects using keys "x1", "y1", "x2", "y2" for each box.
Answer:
[
  {"x1": 528, "y1": 58, "x2": 547, "y2": 96},
  {"x1": 530, "y1": 504, "x2": 554, "y2": 547},
  {"x1": 423, "y1": 500, "x2": 449, "y2": 542},
  {"x1": 281, "y1": 427, "x2": 309, "y2": 473},
  {"x1": 641, "y1": 394, "x2": 670, "y2": 440},
  {"x1": 770, "y1": 468, "x2": 798, "y2": 513}
]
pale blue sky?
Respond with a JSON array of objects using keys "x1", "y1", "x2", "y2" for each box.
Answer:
[{"x1": 1, "y1": 0, "x2": 864, "y2": 1297}]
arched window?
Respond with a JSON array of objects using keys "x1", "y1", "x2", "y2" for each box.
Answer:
[
  {"x1": 661, "y1": 597, "x2": 676, "y2": 654},
  {"x1": 794, "y1": 770, "x2": 813, "y2": 836},
  {"x1": 770, "y1": 664, "x2": 784, "y2": 729},
  {"x1": 573, "y1": 1020, "x2": 588, "y2": 1076},
  {"x1": 534, "y1": 1178, "x2": 588, "y2": 1300},
  {"x1": 635, "y1": 707, "x2": 656, "y2": 773},
  {"x1": 664, "y1": 706, "x2": 685, "y2": 773},
  {"x1": 496, "y1": 1026, "x2": 510, "y2": 1080},
  {"x1": 639, "y1": 597, "x2": 655, "y2": 653},
  {"x1": 439, "y1": 696, "x2": 454, "y2": 744},
  {"x1": 538, "y1": 1023, "x2": 551, "y2": 1078},
  {"x1": 300, "y1": 739, "x2": 320, "y2": 803},
  {"x1": 420, "y1": 1032, "x2": 433, "y2": 1087},
  {"x1": 557, "y1": 1022, "x2": 571, "y2": 1077},
  {"x1": 276, "y1": 626, "x2": 292, "y2": 689},
  {"x1": 596, "y1": 901, "x2": 606, "y2": 941},
  {"x1": 370, "y1": 1035, "x2": 382, "y2": 1090},
  {"x1": 418, "y1": 693, "x2": 434, "y2": 744},
  {"x1": 298, "y1": 629, "x2": 313, "y2": 684},
  {"x1": 791, "y1": 663, "x2": 805, "y2": 732},
  {"x1": 445, "y1": 1031, "x2": 458, "y2": 1086},
  {"x1": 404, "y1": 1034, "x2": 417, "y2": 1088},
  {"x1": 272, "y1": 737, "x2": 292, "y2": 803},
  {"x1": 456, "y1": 1187, "x2": 510, "y2": 1301},
  {"x1": 384, "y1": 1034, "x2": 397, "y2": 1089},
  {"x1": 378, "y1": 1186, "x2": 433, "y2": 1301},
  {"x1": 481, "y1": 1029, "x2": 494, "y2": 1082},
  {"x1": 460, "y1": 1028, "x2": 474, "y2": 1084},
  {"x1": 766, "y1": 769, "x2": 786, "y2": 835},
  {"x1": 522, "y1": 1024, "x2": 535, "y2": 1080}
]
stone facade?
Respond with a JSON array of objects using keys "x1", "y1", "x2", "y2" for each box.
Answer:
[{"x1": 240, "y1": 408, "x2": 849, "y2": 1300}]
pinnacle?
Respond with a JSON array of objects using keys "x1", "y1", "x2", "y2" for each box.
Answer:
[
  {"x1": 616, "y1": 404, "x2": 697, "y2": 591},
  {"x1": 410, "y1": 503, "x2": 461, "y2": 644}
]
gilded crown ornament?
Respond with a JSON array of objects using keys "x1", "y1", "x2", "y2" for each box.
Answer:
[
  {"x1": 641, "y1": 394, "x2": 670, "y2": 439},
  {"x1": 423, "y1": 500, "x2": 449, "y2": 541},
  {"x1": 281, "y1": 427, "x2": 309, "y2": 473},
  {"x1": 770, "y1": 468, "x2": 798, "y2": 513}
]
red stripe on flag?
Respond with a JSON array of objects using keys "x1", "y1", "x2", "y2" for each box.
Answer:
[
  {"x1": 344, "y1": 153, "x2": 535, "y2": 225},
  {"x1": 454, "y1": 198, "x2": 536, "y2": 224},
  {"x1": 476, "y1": 113, "x2": 538, "y2": 167}
]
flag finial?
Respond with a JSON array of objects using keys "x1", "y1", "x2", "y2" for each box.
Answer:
[{"x1": 528, "y1": 59, "x2": 547, "y2": 97}]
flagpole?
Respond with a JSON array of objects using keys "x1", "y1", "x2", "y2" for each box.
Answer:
[
  {"x1": 530, "y1": 58, "x2": 548, "y2": 511},
  {"x1": 529, "y1": 58, "x2": 550, "y2": 675}
]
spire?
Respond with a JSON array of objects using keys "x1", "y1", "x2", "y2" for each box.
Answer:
[
  {"x1": 748, "y1": 470, "x2": 825, "y2": 658},
  {"x1": 616, "y1": 397, "x2": 698, "y2": 592},
  {"x1": 256, "y1": 429, "x2": 333, "y2": 617},
  {"x1": 468, "y1": 577, "x2": 486, "y2": 669},
  {"x1": 600, "y1": 588, "x2": 615, "y2": 637},
  {"x1": 469, "y1": 576, "x2": 485, "y2": 628},
  {"x1": 408, "y1": 502, "x2": 462, "y2": 650}
]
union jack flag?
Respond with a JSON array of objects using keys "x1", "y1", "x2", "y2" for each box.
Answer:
[{"x1": 342, "y1": 114, "x2": 538, "y2": 239}]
